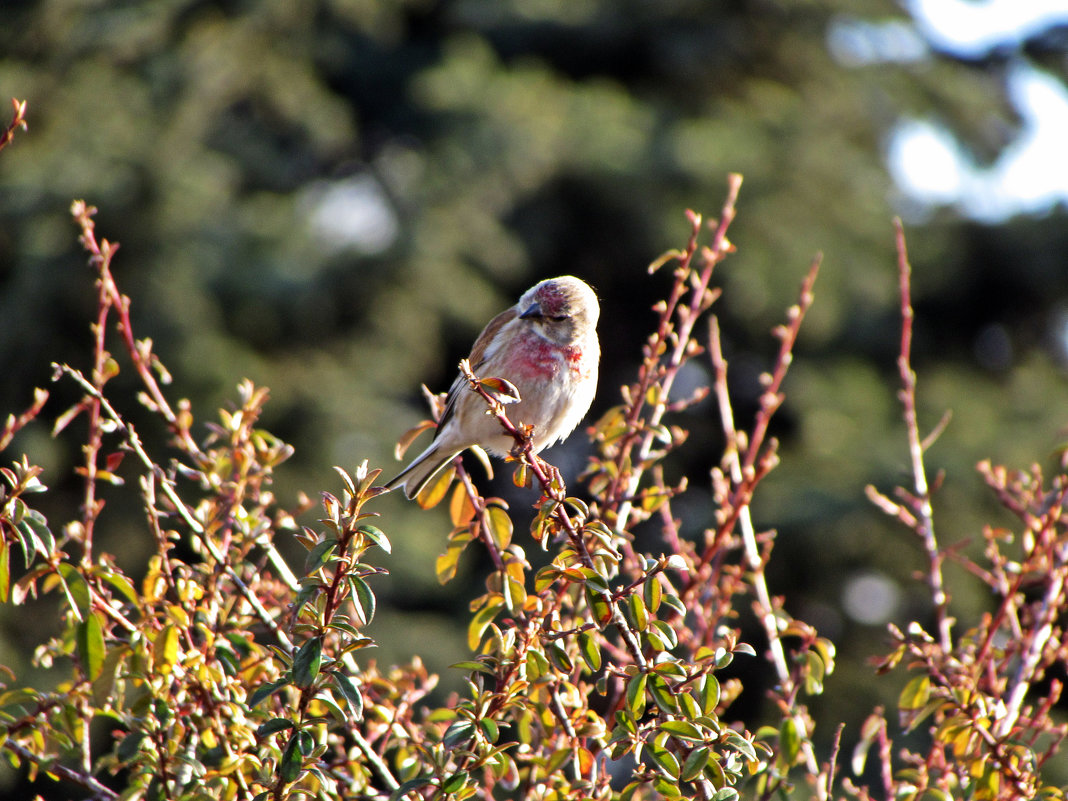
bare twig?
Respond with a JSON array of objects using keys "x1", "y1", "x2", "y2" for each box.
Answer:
[
  {"x1": 0, "y1": 98, "x2": 27, "y2": 154},
  {"x1": 892, "y1": 218, "x2": 952, "y2": 652}
]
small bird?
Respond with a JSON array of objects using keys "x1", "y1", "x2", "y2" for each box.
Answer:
[{"x1": 385, "y1": 276, "x2": 600, "y2": 499}]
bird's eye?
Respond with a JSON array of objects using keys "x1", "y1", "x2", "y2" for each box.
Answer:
[{"x1": 549, "y1": 314, "x2": 568, "y2": 322}]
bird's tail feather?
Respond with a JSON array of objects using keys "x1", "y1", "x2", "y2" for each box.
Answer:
[{"x1": 383, "y1": 447, "x2": 459, "y2": 500}]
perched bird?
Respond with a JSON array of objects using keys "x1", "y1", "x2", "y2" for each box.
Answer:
[{"x1": 385, "y1": 276, "x2": 600, "y2": 499}]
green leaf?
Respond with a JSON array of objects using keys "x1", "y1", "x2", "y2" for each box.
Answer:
[
  {"x1": 650, "y1": 620, "x2": 678, "y2": 649},
  {"x1": 292, "y1": 637, "x2": 323, "y2": 687},
  {"x1": 479, "y1": 718, "x2": 499, "y2": 743},
  {"x1": 450, "y1": 660, "x2": 496, "y2": 674},
  {"x1": 584, "y1": 586, "x2": 612, "y2": 628},
  {"x1": 647, "y1": 744, "x2": 680, "y2": 779},
  {"x1": 648, "y1": 674, "x2": 678, "y2": 714},
  {"x1": 627, "y1": 593, "x2": 649, "y2": 631},
  {"x1": 91, "y1": 643, "x2": 128, "y2": 708},
  {"x1": 626, "y1": 673, "x2": 647, "y2": 718},
  {"x1": 58, "y1": 563, "x2": 91, "y2": 620},
  {"x1": 441, "y1": 770, "x2": 470, "y2": 794},
  {"x1": 899, "y1": 675, "x2": 931, "y2": 710},
  {"x1": 305, "y1": 538, "x2": 337, "y2": 574},
  {"x1": 546, "y1": 640, "x2": 573, "y2": 673},
  {"x1": 279, "y1": 733, "x2": 304, "y2": 783},
  {"x1": 331, "y1": 671, "x2": 364, "y2": 720},
  {"x1": 357, "y1": 524, "x2": 391, "y2": 554},
  {"x1": 248, "y1": 678, "x2": 288, "y2": 708},
  {"x1": 661, "y1": 720, "x2": 703, "y2": 741},
  {"x1": 117, "y1": 731, "x2": 147, "y2": 762},
  {"x1": 77, "y1": 612, "x2": 105, "y2": 681},
  {"x1": 696, "y1": 674, "x2": 720, "y2": 715},
  {"x1": 257, "y1": 718, "x2": 296, "y2": 737},
  {"x1": 643, "y1": 575, "x2": 662, "y2": 613},
  {"x1": 468, "y1": 595, "x2": 504, "y2": 651},
  {"x1": 349, "y1": 575, "x2": 376, "y2": 625},
  {"x1": 99, "y1": 570, "x2": 139, "y2": 608},
  {"x1": 723, "y1": 732, "x2": 756, "y2": 762},
  {"x1": 443, "y1": 720, "x2": 475, "y2": 748},
  {"x1": 779, "y1": 717, "x2": 802, "y2": 766},
  {"x1": 578, "y1": 631, "x2": 602, "y2": 672},
  {"x1": 680, "y1": 746, "x2": 710, "y2": 782}
]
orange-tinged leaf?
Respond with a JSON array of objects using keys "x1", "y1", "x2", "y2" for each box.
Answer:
[
  {"x1": 449, "y1": 483, "x2": 476, "y2": 526},
  {"x1": 416, "y1": 465, "x2": 455, "y2": 509},
  {"x1": 511, "y1": 461, "x2": 530, "y2": 489},
  {"x1": 478, "y1": 376, "x2": 521, "y2": 404},
  {"x1": 393, "y1": 420, "x2": 436, "y2": 460},
  {"x1": 576, "y1": 746, "x2": 594, "y2": 775}
]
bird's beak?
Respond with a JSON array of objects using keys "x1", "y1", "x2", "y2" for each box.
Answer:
[{"x1": 519, "y1": 302, "x2": 542, "y2": 320}]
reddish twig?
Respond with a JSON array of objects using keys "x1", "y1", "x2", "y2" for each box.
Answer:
[{"x1": 0, "y1": 98, "x2": 27, "y2": 155}]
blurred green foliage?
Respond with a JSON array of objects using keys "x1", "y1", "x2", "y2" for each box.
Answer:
[{"x1": 2, "y1": 0, "x2": 1067, "y2": 793}]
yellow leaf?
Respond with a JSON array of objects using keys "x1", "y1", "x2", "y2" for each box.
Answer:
[
  {"x1": 449, "y1": 483, "x2": 476, "y2": 526},
  {"x1": 486, "y1": 506, "x2": 513, "y2": 550},
  {"x1": 417, "y1": 465, "x2": 455, "y2": 509}
]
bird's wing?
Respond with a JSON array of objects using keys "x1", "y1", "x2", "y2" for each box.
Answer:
[{"x1": 434, "y1": 306, "x2": 518, "y2": 438}]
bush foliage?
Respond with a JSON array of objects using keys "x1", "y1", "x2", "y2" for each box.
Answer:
[{"x1": 1, "y1": 102, "x2": 1066, "y2": 801}]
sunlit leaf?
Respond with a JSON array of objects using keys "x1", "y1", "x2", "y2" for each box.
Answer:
[
  {"x1": 648, "y1": 674, "x2": 678, "y2": 713},
  {"x1": 546, "y1": 641, "x2": 573, "y2": 673},
  {"x1": 331, "y1": 671, "x2": 364, "y2": 720},
  {"x1": 416, "y1": 465, "x2": 455, "y2": 509},
  {"x1": 152, "y1": 623, "x2": 179, "y2": 675},
  {"x1": 899, "y1": 675, "x2": 931, "y2": 711},
  {"x1": 248, "y1": 678, "x2": 288, "y2": 707},
  {"x1": 578, "y1": 631, "x2": 602, "y2": 673},
  {"x1": 280, "y1": 733, "x2": 304, "y2": 783},
  {"x1": 436, "y1": 543, "x2": 466, "y2": 585},
  {"x1": 779, "y1": 717, "x2": 802, "y2": 767},
  {"x1": 349, "y1": 575, "x2": 376, "y2": 625},
  {"x1": 486, "y1": 505, "x2": 513, "y2": 550},
  {"x1": 57, "y1": 563, "x2": 91, "y2": 620},
  {"x1": 305, "y1": 538, "x2": 337, "y2": 574},
  {"x1": 257, "y1": 718, "x2": 295, "y2": 738},
  {"x1": 584, "y1": 587, "x2": 612, "y2": 628},
  {"x1": 478, "y1": 376, "x2": 521, "y2": 404},
  {"x1": 626, "y1": 673, "x2": 647, "y2": 718},
  {"x1": 449, "y1": 483, "x2": 476, "y2": 526},
  {"x1": 77, "y1": 612, "x2": 106, "y2": 681},
  {"x1": 647, "y1": 744, "x2": 680, "y2": 779},
  {"x1": 292, "y1": 637, "x2": 323, "y2": 687},
  {"x1": 661, "y1": 720, "x2": 702, "y2": 741},
  {"x1": 643, "y1": 575, "x2": 662, "y2": 613},
  {"x1": 468, "y1": 596, "x2": 504, "y2": 651},
  {"x1": 441, "y1": 770, "x2": 470, "y2": 794},
  {"x1": 0, "y1": 538, "x2": 8, "y2": 603},
  {"x1": 357, "y1": 524, "x2": 391, "y2": 554},
  {"x1": 681, "y1": 746, "x2": 710, "y2": 782}
]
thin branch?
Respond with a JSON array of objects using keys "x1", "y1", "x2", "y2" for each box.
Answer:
[
  {"x1": 893, "y1": 218, "x2": 952, "y2": 652},
  {"x1": 0, "y1": 98, "x2": 28, "y2": 154},
  {"x1": 3, "y1": 738, "x2": 118, "y2": 801}
]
